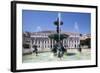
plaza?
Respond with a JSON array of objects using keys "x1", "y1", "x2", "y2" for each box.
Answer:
[
  {"x1": 22, "y1": 48, "x2": 91, "y2": 63},
  {"x1": 23, "y1": 31, "x2": 81, "y2": 54},
  {"x1": 22, "y1": 12, "x2": 91, "y2": 63}
]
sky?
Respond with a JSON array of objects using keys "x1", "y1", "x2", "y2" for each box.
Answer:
[{"x1": 22, "y1": 10, "x2": 91, "y2": 34}]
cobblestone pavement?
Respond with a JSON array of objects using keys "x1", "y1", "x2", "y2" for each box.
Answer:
[{"x1": 22, "y1": 49, "x2": 91, "y2": 63}]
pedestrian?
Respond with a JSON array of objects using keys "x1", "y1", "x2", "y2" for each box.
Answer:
[{"x1": 33, "y1": 45, "x2": 38, "y2": 56}]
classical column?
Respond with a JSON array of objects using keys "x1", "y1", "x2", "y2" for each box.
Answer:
[
  {"x1": 49, "y1": 39, "x2": 50, "y2": 48},
  {"x1": 50, "y1": 39, "x2": 52, "y2": 48},
  {"x1": 67, "y1": 39, "x2": 69, "y2": 48},
  {"x1": 52, "y1": 39, "x2": 53, "y2": 48},
  {"x1": 40, "y1": 39, "x2": 42, "y2": 51}
]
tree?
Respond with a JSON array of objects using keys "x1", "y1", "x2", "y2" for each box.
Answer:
[
  {"x1": 80, "y1": 38, "x2": 91, "y2": 48},
  {"x1": 85, "y1": 38, "x2": 91, "y2": 48},
  {"x1": 80, "y1": 40, "x2": 85, "y2": 46}
]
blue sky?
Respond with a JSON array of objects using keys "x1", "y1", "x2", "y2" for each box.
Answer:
[{"x1": 22, "y1": 10, "x2": 91, "y2": 34}]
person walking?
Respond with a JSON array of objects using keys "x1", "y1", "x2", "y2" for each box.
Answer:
[{"x1": 33, "y1": 45, "x2": 38, "y2": 56}]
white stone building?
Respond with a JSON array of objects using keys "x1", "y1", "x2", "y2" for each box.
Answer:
[{"x1": 23, "y1": 31, "x2": 80, "y2": 54}]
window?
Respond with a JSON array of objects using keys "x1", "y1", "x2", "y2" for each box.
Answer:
[{"x1": 23, "y1": 44, "x2": 30, "y2": 49}]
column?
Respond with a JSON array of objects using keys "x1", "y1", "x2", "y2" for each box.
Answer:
[{"x1": 49, "y1": 39, "x2": 51, "y2": 48}]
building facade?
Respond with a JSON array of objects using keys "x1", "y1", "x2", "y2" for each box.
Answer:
[{"x1": 23, "y1": 31, "x2": 80, "y2": 54}]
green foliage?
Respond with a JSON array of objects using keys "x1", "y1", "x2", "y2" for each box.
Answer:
[
  {"x1": 80, "y1": 40, "x2": 85, "y2": 46},
  {"x1": 85, "y1": 38, "x2": 91, "y2": 48},
  {"x1": 80, "y1": 38, "x2": 91, "y2": 48}
]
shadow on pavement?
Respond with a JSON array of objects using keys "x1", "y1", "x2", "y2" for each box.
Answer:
[{"x1": 66, "y1": 53, "x2": 76, "y2": 56}]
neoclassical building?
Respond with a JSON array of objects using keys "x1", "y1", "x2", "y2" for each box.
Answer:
[{"x1": 23, "y1": 31, "x2": 80, "y2": 54}]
